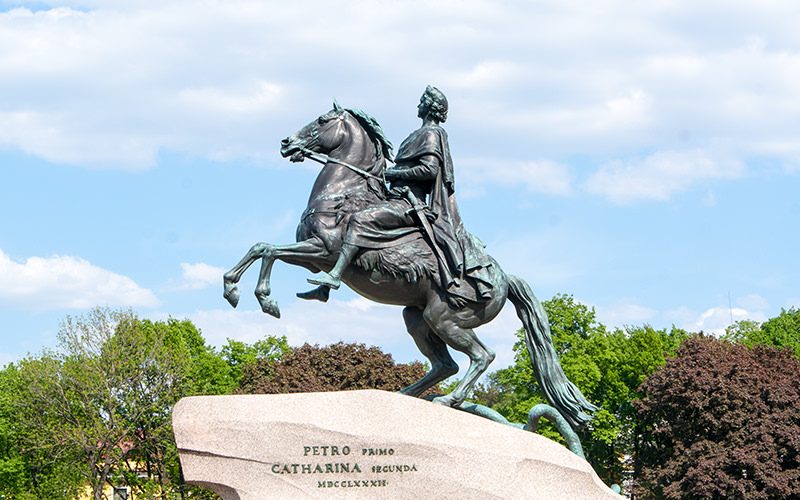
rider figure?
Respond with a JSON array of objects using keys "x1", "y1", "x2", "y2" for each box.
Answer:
[{"x1": 307, "y1": 86, "x2": 492, "y2": 304}]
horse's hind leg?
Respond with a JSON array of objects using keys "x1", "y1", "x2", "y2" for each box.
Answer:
[
  {"x1": 398, "y1": 307, "x2": 459, "y2": 398},
  {"x1": 423, "y1": 300, "x2": 496, "y2": 407},
  {"x1": 223, "y1": 242, "x2": 271, "y2": 307}
]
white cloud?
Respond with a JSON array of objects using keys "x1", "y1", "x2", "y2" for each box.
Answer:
[
  {"x1": 590, "y1": 89, "x2": 653, "y2": 135},
  {"x1": 1, "y1": 0, "x2": 799, "y2": 196},
  {"x1": 736, "y1": 294, "x2": 769, "y2": 311},
  {"x1": 0, "y1": 110, "x2": 158, "y2": 170},
  {"x1": 666, "y1": 305, "x2": 768, "y2": 336},
  {"x1": 459, "y1": 157, "x2": 574, "y2": 197},
  {"x1": 177, "y1": 80, "x2": 283, "y2": 116},
  {"x1": 170, "y1": 262, "x2": 225, "y2": 291},
  {"x1": 0, "y1": 4, "x2": 292, "y2": 169},
  {"x1": 692, "y1": 307, "x2": 750, "y2": 335},
  {"x1": 583, "y1": 148, "x2": 746, "y2": 204},
  {"x1": 445, "y1": 60, "x2": 528, "y2": 91},
  {"x1": 643, "y1": 55, "x2": 707, "y2": 78},
  {"x1": 0, "y1": 249, "x2": 159, "y2": 311},
  {"x1": 594, "y1": 301, "x2": 658, "y2": 329}
]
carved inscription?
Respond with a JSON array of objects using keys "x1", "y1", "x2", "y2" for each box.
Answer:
[{"x1": 270, "y1": 444, "x2": 419, "y2": 490}]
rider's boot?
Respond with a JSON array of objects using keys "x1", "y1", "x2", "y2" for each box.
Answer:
[
  {"x1": 296, "y1": 285, "x2": 330, "y2": 302},
  {"x1": 307, "y1": 243, "x2": 358, "y2": 290}
]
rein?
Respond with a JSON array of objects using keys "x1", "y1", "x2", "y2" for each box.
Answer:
[{"x1": 299, "y1": 146, "x2": 386, "y2": 183}]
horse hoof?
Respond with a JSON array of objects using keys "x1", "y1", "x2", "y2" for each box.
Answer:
[
  {"x1": 223, "y1": 284, "x2": 240, "y2": 308},
  {"x1": 259, "y1": 297, "x2": 281, "y2": 318},
  {"x1": 432, "y1": 395, "x2": 458, "y2": 407}
]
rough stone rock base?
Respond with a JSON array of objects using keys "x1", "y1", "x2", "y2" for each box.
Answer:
[{"x1": 173, "y1": 390, "x2": 624, "y2": 500}]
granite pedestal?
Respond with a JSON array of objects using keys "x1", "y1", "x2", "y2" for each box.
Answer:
[{"x1": 173, "y1": 390, "x2": 623, "y2": 500}]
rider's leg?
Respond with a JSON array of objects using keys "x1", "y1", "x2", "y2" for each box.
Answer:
[
  {"x1": 307, "y1": 242, "x2": 358, "y2": 289},
  {"x1": 307, "y1": 199, "x2": 411, "y2": 290}
]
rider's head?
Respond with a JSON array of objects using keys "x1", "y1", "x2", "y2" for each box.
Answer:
[{"x1": 420, "y1": 86, "x2": 448, "y2": 123}]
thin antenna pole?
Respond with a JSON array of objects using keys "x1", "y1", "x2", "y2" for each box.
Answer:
[{"x1": 729, "y1": 291, "x2": 734, "y2": 325}]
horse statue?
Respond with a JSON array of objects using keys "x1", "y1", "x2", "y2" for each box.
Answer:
[{"x1": 222, "y1": 101, "x2": 596, "y2": 431}]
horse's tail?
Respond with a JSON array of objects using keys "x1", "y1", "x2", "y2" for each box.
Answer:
[{"x1": 506, "y1": 274, "x2": 598, "y2": 430}]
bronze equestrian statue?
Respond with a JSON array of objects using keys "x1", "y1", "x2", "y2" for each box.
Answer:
[{"x1": 223, "y1": 87, "x2": 596, "y2": 431}]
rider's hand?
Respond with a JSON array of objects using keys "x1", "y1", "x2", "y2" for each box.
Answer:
[{"x1": 390, "y1": 186, "x2": 410, "y2": 197}]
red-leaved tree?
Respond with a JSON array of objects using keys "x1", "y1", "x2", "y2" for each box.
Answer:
[
  {"x1": 237, "y1": 341, "x2": 437, "y2": 395},
  {"x1": 634, "y1": 336, "x2": 800, "y2": 499}
]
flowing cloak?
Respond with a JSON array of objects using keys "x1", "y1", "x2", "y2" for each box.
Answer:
[{"x1": 393, "y1": 124, "x2": 493, "y2": 303}]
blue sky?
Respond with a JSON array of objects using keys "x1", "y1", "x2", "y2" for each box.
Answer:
[{"x1": 1, "y1": 0, "x2": 798, "y2": 373}]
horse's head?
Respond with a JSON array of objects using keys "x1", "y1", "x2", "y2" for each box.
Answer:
[
  {"x1": 280, "y1": 101, "x2": 350, "y2": 163},
  {"x1": 281, "y1": 101, "x2": 393, "y2": 169}
]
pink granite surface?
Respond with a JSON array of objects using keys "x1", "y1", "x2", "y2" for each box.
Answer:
[{"x1": 173, "y1": 390, "x2": 624, "y2": 500}]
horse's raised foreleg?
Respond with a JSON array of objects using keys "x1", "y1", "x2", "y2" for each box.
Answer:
[
  {"x1": 398, "y1": 306, "x2": 459, "y2": 397},
  {"x1": 252, "y1": 239, "x2": 330, "y2": 318},
  {"x1": 223, "y1": 242, "x2": 272, "y2": 308},
  {"x1": 422, "y1": 299, "x2": 496, "y2": 407},
  {"x1": 254, "y1": 250, "x2": 279, "y2": 317}
]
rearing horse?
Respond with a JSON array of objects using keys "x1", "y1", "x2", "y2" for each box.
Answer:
[{"x1": 222, "y1": 102, "x2": 596, "y2": 429}]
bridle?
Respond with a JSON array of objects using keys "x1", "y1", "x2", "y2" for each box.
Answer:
[{"x1": 295, "y1": 111, "x2": 389, "y2": 183}]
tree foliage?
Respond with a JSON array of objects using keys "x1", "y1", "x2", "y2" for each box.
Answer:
[
  {"x1": 121, "y1": 317, "x2": 236, "y2": 499},
  {"x1": 476, "y1": 294, "x2": 687, "y2": 488},
  {"x1": 237, "y1": 341, "x2": 434, "y2": 395},
  {"x1": 10, "y1": 308, "x2": 193, "y2": 499},
  {"x1": 2, "y1": 309, "x2": 269, "y2": 499},
  {"x1": 1, "y1": 363, "x2": 85, "y2": 499},
  {"x1": 221, "y1": 335, "x2": 290, "y2": 385},
  {"x1": 3, "y1": 298, "x2": 798, "y2": 499},
  {"x1": 726, "y1": 307, "x2": 800, "y2": 357},
  {"x1": 634, "y1": 336, "x2": 800, "y2": 500}
]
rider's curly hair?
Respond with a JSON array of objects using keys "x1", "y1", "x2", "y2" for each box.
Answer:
[{"x1": 423, "y1": 85, "x2": 448, "y2": 123}]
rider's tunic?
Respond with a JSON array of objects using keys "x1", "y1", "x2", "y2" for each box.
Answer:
[{"x1": 343, "y1": 123, "x2": 493, "y2": 304}]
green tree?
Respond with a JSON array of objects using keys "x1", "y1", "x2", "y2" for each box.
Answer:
[
  {"x1": 2, "y1": 363, "x2": 84, "y2": 499},
  {"x1": 759, "y1": 307, "x2": 800, "y2": 354},
  {"x1": 1, "y1": 362, "x2": 85, "y2": 500},
  {"x1": 6, "y1": 309, "x2": 239, "y2": 500},
  {"x1": 121, "y1": 317, "x2": 233, "y2": 499},
  {"x1": 221, "y1": 335, "x2": 290, "y2": 385},
  {"x1": 0, "y1": 364, "x2": 26, "y2": 496},
  {"x1": 238, "y1": 341, "x2": 434, "y2": 395},
  {"x1": 634, "y1": 336, "x2": 800, "y2": 499},
  {"x1": 723, "y1": 318, "x2": 762, "y2": 344},
  {"x1": 477, "y1": 294, "x2": 688, "y2": 488},
  {"x1": 604, "y1": 325, "x2": 687, "y2": 487},
  {"x1": 12, "y1": 308, "x2": 188, "y2": 499},
  {"x1": 725, "y1": 307, "x2": 800, "y2": 357}
]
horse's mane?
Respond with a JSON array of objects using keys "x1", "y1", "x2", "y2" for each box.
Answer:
[{"x1": 346, "y1": 108, "x2": 394, "y2": 161}]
